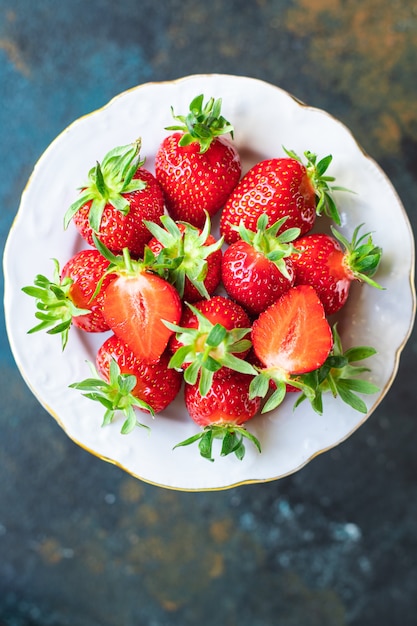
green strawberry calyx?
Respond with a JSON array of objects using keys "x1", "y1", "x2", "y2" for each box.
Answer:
[
  {"x1": 293, "y1": 323, "x2": 380, "y2": 414},
  {"x1": 21, "y1": 258, "x2": 91, "y2": 350},
  {"x1": 249, "y1": 366, "x2": 317, "y2": 414},
  {"x1": 236, "y1": 214, "x2": 301, "y2": 281},
  {"x1": 248, "y1": 322, "x2": 379, "y2": 415},
  {"x1": 174, "y1": 424, "x2": 261, "y2": 462},
  {"x1": 284, "y1": 147, "x2": 352, "y2": 225},
  {"x1": 331, "y1": 223, "x2": 384, "y2": 288},
  {"x1": 64, "y1": 139, "x2": 147, "y2": 232},
  {"x1": 91, "y1": 233, "x2": 176, "y2": 294},
  {"x1": 144, "y1": 212, "x2": 223, "y2": 299},
  {"x1": 69, "y1": 359, "x2": 154, "y2": 434},
  {"x1": 165, "y1": 94, "x2": 235, "y2": 153},
  {"x1": 165, "y1": 303, "x2": 257, "y2": 397}
]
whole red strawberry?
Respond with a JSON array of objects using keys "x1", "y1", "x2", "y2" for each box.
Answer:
[
  {"x1": 61, "y1": 248, "x2": 116, "y2": 332},
  {"x1": 176, "y1": 371, "x2": 261, "y2": 461},
  {"x1": 64, "y1": 140, "x2": 165, "y2": 257},
  {"x1": 146, "y1": 213, "x2": 223, "y2": 301},
  {"x1": 167, "y1": 295, "x2": 255, "y2": 396},
  {"x1": 221, "y1": 215, "x2": 299, "y2": 316},
  {"x1": 22, "y1": 248, "x2": 116, "y2": 349},
  {"x1": 96, "y1": 334, "x2": 182, "y2": 414},
  {"x1": 220, "y1": 149, "x2": 342, "y2": 244},
  {"x1": 291, "y1": 224, "x2": 383, "y2": 315},
  {"x1": 154, "y1": 94, "x2": 242, "y2": 228},
  {"x1": 70, "y1": 335, "x2": 182, "y2": 434}
]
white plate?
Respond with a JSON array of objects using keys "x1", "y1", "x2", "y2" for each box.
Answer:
[{"x1": 4, "y1": 74, "x2": 416, "y2": 491}]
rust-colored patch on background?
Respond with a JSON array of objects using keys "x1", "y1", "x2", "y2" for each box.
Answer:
[
  {"x1": 0, "y1": 38, "x2": 30, "y2": 76},
  {"x1": 115, "y1": 490, "x2": 266, "y2": 612},
  {"x1": 0, "y1": 12, "x2": 30, "y2": 76},
  {"x1": 284, "y1": 0, "x2": 417, "y2": 156}
]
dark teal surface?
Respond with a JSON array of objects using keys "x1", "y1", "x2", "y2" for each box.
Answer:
[{"x1": 1, "y1": 2, "x2": 417, "y2": 625}]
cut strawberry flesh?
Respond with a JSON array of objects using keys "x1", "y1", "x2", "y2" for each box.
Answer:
[
  {"x1": 103, "y1": 272, "x2": 182, "y2": 363},
  {"x1": 252, "y1": 285, "x2": 332, "y2": 375}
]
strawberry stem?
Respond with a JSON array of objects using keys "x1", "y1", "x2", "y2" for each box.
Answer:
[
  {"x1": 64, "y1": 140, "x2": 146, "y2": 231},
  {"x1": 144, "y1": 212, "x2": 223, "y2": 299},
  {"x1": 165, "y1": 94, "x2": 235, "y2": 153},
  {"x1": 331, "y1": 224, "x2": 384, "y2": 288},
  {"x1": 22, "y1": 259, "x2": 91, "y2": 350},
  {"x1": 293, "y1": 324, "x2": 380, "y2": 414},
  {"x1": 283, "y1": 147, "x2": 352, "y2": 225},
  {"x1": 69, "y1": 359, "x2": 154, "y2": 433},
  {"x1": 165, "y1": 303, "x2": 256, "y2": 396},
  {"x1": 236, "y1": 214, "x2": 300, "y2": 280},
  {"x1": 174, "y1": 424, "x2": 261, "y2": 461}
]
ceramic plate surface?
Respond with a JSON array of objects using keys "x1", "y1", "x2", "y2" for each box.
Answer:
[{"x1": 4, "y1": 74, "x2": 416, "y2": 490}]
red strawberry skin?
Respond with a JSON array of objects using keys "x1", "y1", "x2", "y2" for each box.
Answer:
[
  {"x1": 184, "y1": 371, "x2": 261, "y2": 427},
  {"x1": 191, "y1": 295, "x2": 251, "y2": 330},
  {"x1": 154, "y1": 133, "x2": 241, "y2": 228},
  {"x1": 169, "y1": 295, "x2": 251, "y2": 359},
  {"x1": 102, "y1": 271, "x2": 182, "y2": 363},
  {"x1": 252, "y1": 285, "x2": 333, "y2": 375},
  {"x1": 96, "y1": 334, "x2": 182, "y2": 413},
  {"x1": 221, "y1": 239, "x2": 295, "y2": 316},
  {"x1": 220, "y1": 158, "x2": 316, "y2": 244},
  {"x1": 61, "y1": 248, "x2": 115, "y2": 332},
  {"x1": 291, "y1": 233, "x2": 353, "y2": 315},
  {"x1": 73, "y1": 168, "x2": 165, "y2": 257}
]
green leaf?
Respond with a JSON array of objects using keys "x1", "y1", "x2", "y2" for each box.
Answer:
[
  {"x1": 240, "y1": 428, "x2": 262, "y2": 454},
  {"x1": 198, "y1": 368, "x2": 215, "y2": 397},
  {"x1": 88, "y1": 196, "x2": 107, "y2": 233},
  {"x1": 345, "y1": 346, "x2": 377, "y2": 362},
  {"x1": 261, "y1": 383, "x2": 287, "y2": 413},
  {"x1": 249, "y1": 373, "x2": 270, "y2": 399},
  {"x1": 335, "y1": 381, "x2": 369, "y2": 413},
  {"x1": 64, "y1": 140, "x2": 144, "y2": 230},
  {"x1": 340, "y1": 378, "x2": 379, "y2": 395},
  {"x1": 168, "y1": 345, "x2": 193, "y2": 370},
  {"x1": 198, "y1": 430, "x2": 215, "y2": 461},
  {"x1": 69, "y1": 359, "x2": 153, "y2": 433},
  {"x1": 121, "y1": 408, "x2": 139, "y2": 434},
  {"x1": 221, "y1": 353, "x2": 258, "y2": 376},
  {"x1": 173, "y1": 431, "x2": 204, "y2": 449},
  {"x1": 183, "y1": 360, "x2": 201, "y2": 386},
  {"x1": 206, "y1": 323, "x2": 227, "y2": 347},
  {"x1": 166, "y1": 94, "x2": 235, "y2": 153},
  {"x1": 220, "y1": 430, "x2": 238, "y2": 457}
]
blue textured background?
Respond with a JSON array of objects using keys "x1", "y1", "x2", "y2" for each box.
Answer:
[{"x1": 1, "y1": 2, "x2": 417, "y2": 625}]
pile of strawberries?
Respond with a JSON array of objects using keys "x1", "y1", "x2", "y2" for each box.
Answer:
[{"x1": 23, "y1": 94, "x2": 383, "y2": 462}]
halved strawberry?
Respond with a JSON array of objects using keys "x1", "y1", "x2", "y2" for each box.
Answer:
[
  {"x1": 252, "y1": 284, "x2": 332, "y2": 374},
  {"x1": 250, "y1": 285, "x2": 333, "y2": 412},
  {"x1": 176, "y1": 371, "x2": 261, "y2": 461},
  {"x1": 154, "y1": 94, "x2": 242, "y2": 228},
  {"x1": 291, "y1": 224, "x2": 383, "y2": 315},
  {"x1": 220, "y1": 149, "x2": 344, "y2": 245},
  {"x1": 93, "y1": 237, "x2": 182, "y2": 363},
  {"x1": 64, "y1": 140, "x2": 165, "y2": 257},
  {"x1": 22, "y1": 249, "x2": 116, "y2": 349}
]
